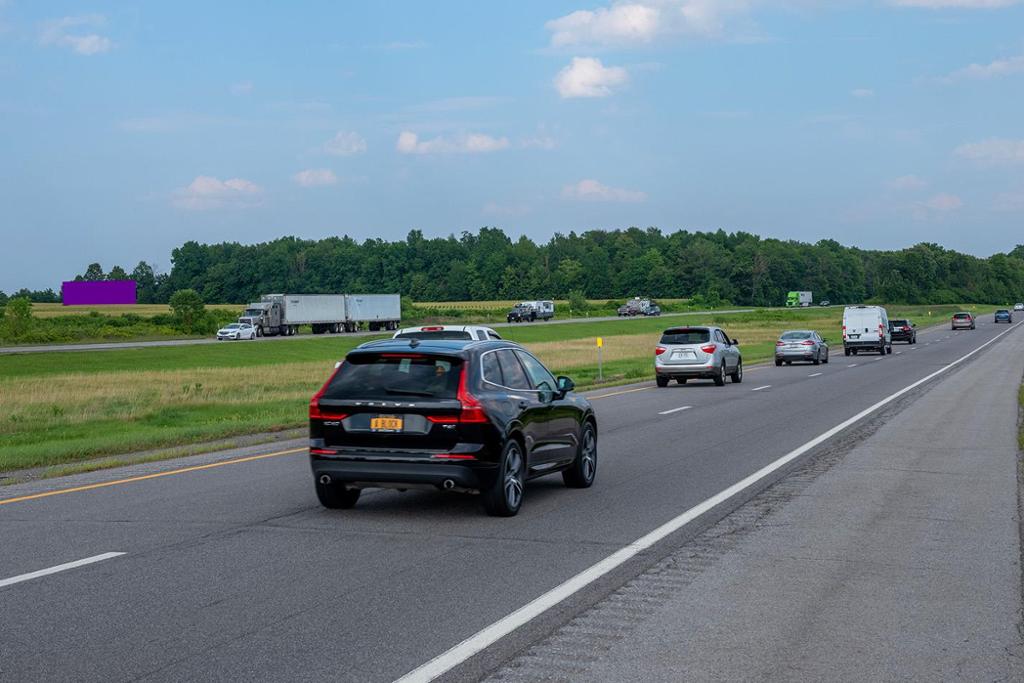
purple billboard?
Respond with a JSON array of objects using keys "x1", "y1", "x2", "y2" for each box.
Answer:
[{"x1": 62, "y1": 280, "x2": 137, "y2": 305}]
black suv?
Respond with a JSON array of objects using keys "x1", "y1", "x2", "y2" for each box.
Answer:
[
  {"x1": 308, "y1": 339, "x2": 597, "y2": 516},
  {"x1": 889, "y1": 319, "x2": 917, "y2": 344}
]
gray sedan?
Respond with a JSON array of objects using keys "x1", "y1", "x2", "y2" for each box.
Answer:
[
  {"x1": 775, "y1": 330, "x2": 829, "y2": 366},
  {"x1": 655, "y1": 325, "x2": 743, "y2": 387}
]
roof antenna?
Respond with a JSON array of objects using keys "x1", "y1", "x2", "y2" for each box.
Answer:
[{"x1": 409, "y1": 338, "x2": 420, "y2": 348}]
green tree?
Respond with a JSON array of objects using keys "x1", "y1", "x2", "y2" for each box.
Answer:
[
  {"x1": 169, "y1": 289, "x2": 205, "y2": 334},
  {"x1": 107, "y1": 265, "x2": 129, "y2": 280},
  {"x1": 567, "y1": 289, "x2": 588, "y2": 317},
  {"x1": 3, "y1": 296, "x2": 32, "y2": 339},
  {"x1": 83, "y1": 263, "x2": 105, "y2": 281},
  {"x1": 131, "y1": 262, "x2": 158, "y2": 303}
]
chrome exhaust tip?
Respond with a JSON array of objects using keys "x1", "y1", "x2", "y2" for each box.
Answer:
[
  {"x1": 442, "y1": 479, "x2": 455, "y2": 490},
  {"x1": 318, "y1": 474, "x2": 332, "y2": 486}
]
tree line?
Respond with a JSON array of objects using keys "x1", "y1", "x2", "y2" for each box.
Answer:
[{"x1": 5, "y1": 228, "x2": 1024, "y2": 307}]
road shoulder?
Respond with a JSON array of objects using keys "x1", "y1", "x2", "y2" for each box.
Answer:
[{"x1": 486, "y1": 325, "x2": 1024, "y2": 681}]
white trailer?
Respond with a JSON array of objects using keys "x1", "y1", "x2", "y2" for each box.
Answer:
[
  {"x1": 239, "y1": 294, "x2": 349, "y2": 336},
  {"x1": 344, "y1": 294, "x2": 402, "y2": 332}
]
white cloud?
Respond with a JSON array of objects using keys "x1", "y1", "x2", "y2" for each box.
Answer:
[
  {"x1": 173, "y1": 176, "x2": 262, "y2": 210},
  {"x1": 395, "y1": 131, "x2": 510, "y2": 154},
  {"x1": 944, "y1": 55, "x2": 1024, "y2": 81},
  {"x1": 561, "y1": 179, "x2": 647, "y2": 202},
  {"x1": 293, "y1": 169, "x2": 338, "y2": 187},
  {"x1": 890, "y1": 0, "x2": 1020, "y2": 7},
  {"x1": 889, "y1": 175, "x2": 928, "y2": 190},
  {"x1": 851, "y1": 88, "x2": 874, "y2": 98},
  {"x1": 40, "y1": 15, "x2": 112, "y2": 55},
  {"x1": 324, "y1": 131, "x2": 367, "y2": 156},
  {"x1": 954, "y1": 138, "x2": 1024, "y2": 164},
  {"x1": 922, "y1": 193, "x2": 962, "y2": 210},
  {"x1": 545, "y1": 1, "x2": 752, "y2": 47},
  {"x1": 555, "y1": 57, "x2": 628, "y2": 98},
  {"x1": 229, "y1": 81, "x2": 254, "y2": 95}
]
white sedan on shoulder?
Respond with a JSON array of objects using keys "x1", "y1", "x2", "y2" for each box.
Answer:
[{"x1": 217, "y1": 322, "x2": 257, "y2": 340}]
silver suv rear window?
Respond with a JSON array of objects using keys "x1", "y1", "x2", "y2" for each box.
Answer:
[{"x1": 660, "y1": 328, "x2": 710, "y2": 344}]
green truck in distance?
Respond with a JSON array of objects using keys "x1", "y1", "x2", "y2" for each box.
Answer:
[{"x1": 786, "y1": 291, "x2": 813, "y2": 307}]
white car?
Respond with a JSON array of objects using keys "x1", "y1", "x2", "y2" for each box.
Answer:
[
  {"x1": 217, "y1": 322, "x2": 257, "y2": 340},
  {"x1": 392, "y1": 325, "x2": 502, "y2": 342},
  {"x1": 1015, "y1": 303, "x2": 1024, "y2": 312}
]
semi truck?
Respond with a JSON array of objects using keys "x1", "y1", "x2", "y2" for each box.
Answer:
[
  {"x1": 786, "y1": 291, "x2": 813, "y2": 307},
  {"x1": 238, "y1": 293, "x2": 400, "y2": 336}
]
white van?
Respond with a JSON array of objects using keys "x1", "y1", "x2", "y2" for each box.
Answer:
[{"x1": 842, "y1": 305, "x2": 892, "y2": 356}]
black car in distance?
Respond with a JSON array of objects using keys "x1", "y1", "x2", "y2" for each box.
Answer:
[
  {"x1": 889, "y1": 318, "x2": 917, "y2": 344},
  {"x1": 308, "y1": 338, "x2": 598, "y2": 516}
]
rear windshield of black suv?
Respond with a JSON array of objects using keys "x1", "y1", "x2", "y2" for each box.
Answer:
[
  {"x1": 660, "y1": 328, "x2": 710, "y2": 344},
  {"x1": 323, "y1": 354, "x2": 463, "y2": 400}
]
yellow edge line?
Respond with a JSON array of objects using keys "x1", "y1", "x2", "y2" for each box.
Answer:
[{"x1": 0, "y1": 447, "x2": 306, "y2": 507}]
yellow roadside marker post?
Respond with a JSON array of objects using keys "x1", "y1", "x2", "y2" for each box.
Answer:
[{"x1": 597, "y1": 337, "x2": 604, "y2": 382}]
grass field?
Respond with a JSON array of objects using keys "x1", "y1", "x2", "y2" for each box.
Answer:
[
  {"x1": 0, "y1": 304, "x2": 993, "y2": 475},
  {"x1": 29, "y1": 303, "x2": 244, "y2": 319}
]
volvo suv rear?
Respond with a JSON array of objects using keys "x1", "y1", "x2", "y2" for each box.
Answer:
[{"x1": 308, "y1": 339, "x2": 597, "y2": 516}]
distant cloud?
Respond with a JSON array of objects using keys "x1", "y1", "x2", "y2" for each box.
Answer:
[
  {"x1": 943, "y1": 55, "x2": 1024, "y2": 82},
  {"x1": 561, "y1": 179, "x2": 647, "y2": 202},
  {"x1": 555, "y1": 57, "x2": 628, "y2": 98},
  {"x1": 851, "y1": 88, "x2": 874, "y2": 98},
  {"x1": 229, "y1": 81, "x2": 254, "y2": 95},
  {"x1": 396, "y1": 131, "x2": 510, "y2": 154},
  {"x1": 544, "y1": 1, "x2": 752, "y2": 48},
  {"x1": 40, "y1": 15, "x2": 112, "y2": 55},
  {"x1": 293, "y1": 169, "x2": 338, "y2": 187},
  {"x1": 324, "y1": 131, "x2": 367, "y2": 156},
  {"x1": 377, "y1": 40, "x2": 428, "y2": 50},
  {"x1": 889, "y1": 0, "x2": 1020, "y2": 7},
  {"x1": 173, "y1": 176, "x2": 262, "y2": 210},
  {"x1": 889, "y1": 175, "x2": 928, "y2": 190},
  {"x1": 954, "y1": 138, "x2": 1024, "y2": 164},
  {"x1": 922, "y1": 193, "x2": 962, "y2": 210}
]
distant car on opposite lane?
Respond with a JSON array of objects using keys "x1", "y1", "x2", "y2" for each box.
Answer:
[
  {"x1": 1015, "y1": 303, "x2": 1024, "y2": 312},
  {"x1": 819, "y1": 300, "x2": 831, "y2": 307},
  {"x1": 951, "y1": 312, "x2": 975, "y2": 330},
  {"x1": 393, "y1": 325, "x2": 502, "y2": 341},
  {"x1": 654, "y1": 326, "x2": 742, "y2": 387},
  {"x1": 775, "y1": 330, "x2": 829, "y2": 366},
  {"x1": 217, "y1": 322, "x2": 257, "y2": 340},
  {"x1": 994, "y1": 309, "x2": 1012, "y2": 324},
  {"x1": 889, "y1": 319, "x2": 917, "y2": 344}
]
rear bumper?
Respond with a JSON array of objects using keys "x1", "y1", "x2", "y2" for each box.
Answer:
[
  {"x1": 891, "y1": 333, "x2": 913, "y2": 341},
  {"x1": 310, "y1": 452, "x2": 497, "y2": 490},
  {"x1": 655, "y1": 363, "x2": 717, "y2": 379},
  {"x1": 843, "y1": 339, "x2": 885, "y2": 349},
  {"x1": 775, "y1": 350, "x2": 816, "y2": 360},
  {"x1": 952, "y1": 322, "x2": 973, "y2": 329}
]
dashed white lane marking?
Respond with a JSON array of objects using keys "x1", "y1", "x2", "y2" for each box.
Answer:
[
  {"x1": 395, "y1": 321, "x2": 1023, "y2": 683},
  {"x1": 808, "y1": 372, "x2": 822, "y2": 377},
  {"x1": 848, "y1": 363, "x2": 859, "y2": 367},
  {"x1": 751, "y1": 385, "x2": 771, "y2": 392},
  {"x1": 0, "y1": 553, "x2": 125, "y2": 589},
  {"x1": 657, "y1": 405, "x2": 692, "y2": 415},
  {"x1": 895, "y1": 351, "x2": 902, "y2": 355}
]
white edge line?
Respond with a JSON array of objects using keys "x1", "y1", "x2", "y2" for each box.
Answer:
[
  {"x1": 808, "y1": 373, "x2": 822, "y2": 377},
  {"x1": 750, "y1": 385, "x2": 771, "y2": 391},
  {"x1": 0, "y1": 552, "x2": 125, "y2": 589},
  {"x1": 657, "y1": 406, "x2": 691, "y2": 415},
  {"x1": 394, "y1": 321, "x2": 1021, "y2": 683}
]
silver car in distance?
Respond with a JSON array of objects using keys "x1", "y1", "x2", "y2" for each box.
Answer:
[
  {"x1": 775, "y1": 330, "x2": 829, "y2": 366},
  {"x1": 654, "y1": 326, "x2": 742, "y2": 387}
]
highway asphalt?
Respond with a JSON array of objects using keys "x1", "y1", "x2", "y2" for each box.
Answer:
[
  {"x1": 0, "y1": 315, "x2": 1020, "y2": 682},
  {"x1": 0, "y1": 309, "x2": 754, "y2": 354}
]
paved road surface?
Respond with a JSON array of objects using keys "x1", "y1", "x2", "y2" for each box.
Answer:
[
  {"x1": 0, "y1": 316, "x2": 1019, "y2": 682},
  {"x1": 0, "y1": 309, "x2": 754, "y2": 354}
]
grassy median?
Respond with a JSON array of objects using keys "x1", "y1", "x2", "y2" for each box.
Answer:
[{"x1": 0, "y1": 304, "x2": 991, "y2": 474}]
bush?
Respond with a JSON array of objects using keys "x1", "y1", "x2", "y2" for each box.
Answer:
[
  {"x1": 169, "y1": 289, "x2": 205, "y2": 334},
  {"x1": 567, "y1": 290, "x2": 588, "y2": 316},
  {"x1": 1, "y1": 296, "x2": 32, "y2": 341}
]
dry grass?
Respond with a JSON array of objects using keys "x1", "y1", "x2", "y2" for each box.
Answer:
[
  {"x1": 30, "y1": 303, "x2": 243, "y2": 318},
  {"x1": 416, "y1": 298, "x2": 690, "y2": 311}
]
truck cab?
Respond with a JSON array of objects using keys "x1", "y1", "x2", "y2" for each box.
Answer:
[{"x1": 239, "y1": 301, "x2": 281, "y2": 337}]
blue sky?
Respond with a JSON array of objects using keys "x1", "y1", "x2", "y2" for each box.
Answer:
[{"x1": 1, "y1": 0, "x2": 1023, "y2": 291}]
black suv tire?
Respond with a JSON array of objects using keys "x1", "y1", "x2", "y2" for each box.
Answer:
[
  {"x1": 563, "y1": 421, "x2": 597, "y2": 488},
  {"x1": 316, "y1": 482, "x2": 361, "y2": 509},
  {"x1": 482, "y1": 440, "x2": 525, "y2": 517}
]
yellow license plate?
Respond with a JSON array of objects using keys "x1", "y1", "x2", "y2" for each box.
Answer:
[{"x1": 370, "y1": 416, "x2": 403, "y2": 432}]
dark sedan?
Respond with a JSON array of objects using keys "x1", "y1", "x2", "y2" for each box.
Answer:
[
  {"x1": 994, "y1": 309, "x2": 1012, "y2": 324},
  {"x1": 889, "y1": 319, "x2": 917, "y2": 344},
  {"x1": 308, "y1": 338, "x2": 597, "y2": 516}
]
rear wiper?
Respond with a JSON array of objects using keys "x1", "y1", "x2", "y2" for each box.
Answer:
[{"x1": 384, "y1": 387, "x2": 437, "y2": 397}]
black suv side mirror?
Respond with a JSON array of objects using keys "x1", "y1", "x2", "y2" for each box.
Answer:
[{"x1": 557, "y1": 376, "x2": 575, "y2": 396}]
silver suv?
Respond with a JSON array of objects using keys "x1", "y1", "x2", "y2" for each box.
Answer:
[{"x1": 655, "y1": 326, "x2": 742, "y2": 387}]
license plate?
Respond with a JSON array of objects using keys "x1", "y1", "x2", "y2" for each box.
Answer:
[
  {"x1": 672, "y1": 350, "x2": 695, "y2": 359},
  {"x1": 848, "y1": 334, "x2": 860, "y2": 339},
  {"x1": 370, "y1": 416, "x2": 403, "y2": 432}
]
